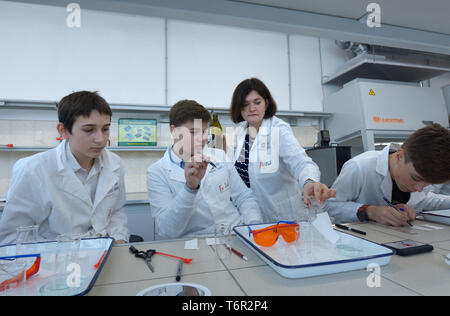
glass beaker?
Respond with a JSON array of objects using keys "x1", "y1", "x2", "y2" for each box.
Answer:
[
  {"x1": 16, "y1": 225, "x2": 39, "y2": 256},
  {"x1": 214, "y1": 223, "x2": 232, "y2": 261},
  {"x1": 39, "y1": 233, "x2": 82, "y2": 296}
]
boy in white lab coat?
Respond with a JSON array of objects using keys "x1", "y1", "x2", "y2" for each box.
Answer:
[
  {"x1": 147, "y1": 100, "x2": 263, "y2": 239},
  {"x1": 0, "y1": 91, "x2": 129, "y2": 245},
  {"x1": 324, "y1": 124, "x2": 450, "y2": 226}
]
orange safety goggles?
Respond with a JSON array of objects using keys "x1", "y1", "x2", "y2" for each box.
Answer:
[{"x1": 248, "y1": 221, "x2": 300, "y2": 247}]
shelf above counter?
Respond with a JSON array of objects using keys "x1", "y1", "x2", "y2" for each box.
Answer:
[
  {"x1": 0, "y1": 146, "x2": 168, "y2": 152},
  {"x1": 0, "y1": 99, "x2": 332, "y2": 121}
]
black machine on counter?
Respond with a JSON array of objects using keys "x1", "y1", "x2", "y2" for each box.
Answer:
[{"x1": 306, "y1": 130, "x2": 351, "y2": 187}]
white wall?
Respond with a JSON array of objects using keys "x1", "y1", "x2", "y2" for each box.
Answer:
[
  {"x1": 0, "y1": 1, "x2": 332, "y2": 112},
  {"x1": 290, "y1": 35, "x2": 323, "y2": 111},
  {"x1": 0, "y1": 1, "x2": 166, "y2": 105},
  {"x1": 167, "y1": 20, "x2": 290, "y2": 110}
]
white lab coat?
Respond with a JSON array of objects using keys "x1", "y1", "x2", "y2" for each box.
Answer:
[
  {"x1": 408, "y1": 183, "x2": 450, "y2": 211},
  {"x1": 324, "y1": 143, "x2": 450, "y2": 223},
  {"x1": 146, "y1": 147, "x2": 263, "y2": 240},
  {"x1": 0, "y1": 140, "x2": 129, "y2": 245},
  {"x1": 231, "y1": 116, "x2": 320, "y2": 223}
]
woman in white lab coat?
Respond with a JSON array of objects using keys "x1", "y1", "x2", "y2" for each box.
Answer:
[
  {"x1": 229, "y1": 78, "x2": 336, "y2": 223},
  {"x1": 0, "y1": 91, "x2": 129, "y2": 245}
]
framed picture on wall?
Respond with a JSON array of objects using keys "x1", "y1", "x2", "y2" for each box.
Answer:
[{"x1": 118, "y1": 119, "x2": 157, "y2": 146}]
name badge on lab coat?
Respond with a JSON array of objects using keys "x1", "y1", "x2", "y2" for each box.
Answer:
[
  {"x1": 218, "y1": 180, "x2": 230, "y2": 193},
  {"x1": 257, "y1": 135, "x2": 279, "y2": 174}
]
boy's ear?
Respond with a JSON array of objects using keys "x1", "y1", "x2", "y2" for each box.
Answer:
[
  {"x1": 170, "y1": 124, "x2": 177, "y2": 141},
  {"x1": 170, "y1": 125, "x2": 185, "y2": 142},
  {"x1": 396, "y1": 148, "x2": 405, "y2": 161},
  {"x1": 57, "y1": 122, "x2": 70, "y2": 139}
]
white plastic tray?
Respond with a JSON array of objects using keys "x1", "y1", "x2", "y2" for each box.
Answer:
[
  {"x1": 0, "y1": 237, "x2": 113, "y2": 296},
  {"x1": 422, "y1": 209, "x2": 450, "y2": 225},
  {"x1": 234, "y1": 223, "x2": 393, "y2": 279}
]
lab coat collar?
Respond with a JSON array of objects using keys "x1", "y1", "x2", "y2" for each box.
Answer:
[
  {"x1": 57, "y1": 140, "x2": 110, "y2": 172},
  {"x1": 65, "y1": 140, "x2": 104, "y2": 176},
  {"x1": 92, "y1": 151, "x2": 120, "y2": 209},
  {"x1": 56, "y1": 140, "x2": 120, "y2": 208},
  {"x1": 56, "y1": 140, "x2": 67, "y2": 173},
  {"x1": 162, "y1": 147, "x2": 186, "y2": 183},
  {"x1": 56, "y1": 140, "x2": 93, "y2": 206},
  {"x1": 168, "y1": 146, "x2": 184, "y2": 169},
  {"x1": 234, "y1": 117, "x2": 273, "y2": 161},
  {"x1": 376, "y1": 143, "x2": 394, "y2": 200},
  {"x1": 258, "y1": 118, "x2": 272, "y2": 136},
  {"x1": 236, "y1": 117, "x2": 272, "y2": 136}
]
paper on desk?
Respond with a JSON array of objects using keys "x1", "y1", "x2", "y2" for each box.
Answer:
[
  {"x1": 184, "y1": 238, "x2": 199, "y2": 249},
  {"x1": 410, "y1": 224, "x2": 433, "y2": 231},
  {"x1": 420, "y1": 224, "x2": 444, "y2": 230},
  {"x1": 205, "y1": 238, "x2": 220, "y2": 246},
  {"x1": 312, "y1": 212, "x2": 340, "y2": 244}
]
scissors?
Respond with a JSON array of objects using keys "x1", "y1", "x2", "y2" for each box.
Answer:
[{"x1": 129, "y1": 246, "x2": 156, "y2": 273}]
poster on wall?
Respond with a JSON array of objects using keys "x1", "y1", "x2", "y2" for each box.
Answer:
[{"x1": 118, "y1": 119, "x2": 157, "y2": 146}]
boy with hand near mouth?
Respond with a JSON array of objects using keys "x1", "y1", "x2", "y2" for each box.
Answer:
[{"x1": 147, "y1": 100, "x2": 262, "y2": 239}]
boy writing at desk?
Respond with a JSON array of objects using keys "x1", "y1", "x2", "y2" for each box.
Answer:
[{"x1": 325, "y1": 124, "x2": 450, "y2": 226}]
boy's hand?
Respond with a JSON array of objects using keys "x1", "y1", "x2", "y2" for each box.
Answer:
[
  {"x1": 365, "y1": 205, "x2": 410, "y2": 227},
  {"x1": 185, "y1": 154, "x2": 208, "y2": 190},
  {"x1": 394, "y1": 203, "x2": 417, "y2": 221}
]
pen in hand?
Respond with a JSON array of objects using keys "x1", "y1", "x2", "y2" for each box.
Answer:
[{"x1": 382, "y1": 196, "x2": 413, "y2": 226}]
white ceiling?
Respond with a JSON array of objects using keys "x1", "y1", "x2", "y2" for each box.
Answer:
[{"x1": 233, "y1": 0, "x2": 450, "y2": 36}]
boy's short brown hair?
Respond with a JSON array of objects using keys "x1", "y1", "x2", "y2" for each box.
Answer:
[
  {"x1": 230, "y1": 78, "x2": 277, "y2": 123},
  {"x1": 169, "y1": 100, "x2": 211, "y2": 127},
  {"x1": 402, "y1": 123, "x2": 450, "y2": 183},
  {"x1": 58, "y1": 91, "x2": 112, "y2": 133}
]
